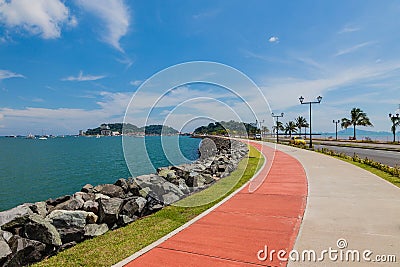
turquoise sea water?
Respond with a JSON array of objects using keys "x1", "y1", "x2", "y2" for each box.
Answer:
[{"x1": 0, "y1": 136, "x2": 200, "y2": 211}]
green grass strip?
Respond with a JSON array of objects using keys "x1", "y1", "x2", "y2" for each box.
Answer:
[{"x1": 34, "y1": 145, "x2": 264, "y2": 267}]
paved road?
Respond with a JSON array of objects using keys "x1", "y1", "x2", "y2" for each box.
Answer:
[
  {"x1": 313, "y1": 140, "x2": 400, "y2": 150},
  {"x1": 315, "y1": 144, "x2": 400, "y2": 167}
]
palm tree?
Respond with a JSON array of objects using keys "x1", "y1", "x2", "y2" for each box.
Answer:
[
  {"x1": 272, "y1": 121, "x2": 284, "y2": 135},
  {"x1": 295, "y1": 116, "x2": 308, "y2": 136},
  {"x1": 284, "y1": 121, "x2": 298, "y2": 137},
  {"x1": 389, "y1": 114, "x2": 400, "y2": 143},
  {"x1": 341, "y1": 108, "x2": 373, "y2": 140},
  {"x1": 261, "y1": 126, "x2": 270, "y2": 136}
]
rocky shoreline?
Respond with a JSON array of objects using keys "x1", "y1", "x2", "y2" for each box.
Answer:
[{"x1": 0, "y1": 137, "x2": 248, "y2": 266}]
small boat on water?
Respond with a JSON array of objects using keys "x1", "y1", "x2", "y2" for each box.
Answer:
[
  {"x1": 26, "y1": 133, "x2": 35, "y2": 139},
  {"x1": 96, "y1": 134, "x2": 101, "y2": 138},
  {"x1": 38, "y1": 136, "x2": 47, "y2": 140}
]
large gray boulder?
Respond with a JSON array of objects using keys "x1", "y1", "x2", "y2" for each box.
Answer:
[
  {"x1": 0, "y1": 230, "x2": 13, "y2": 243},
  {"x1": 126, "y1": 178, "x2": 141, "y2": 196},
  {"x1": 135, "y1": 197, "x2": 147, "y2": 214},
  {"x1": 177, "y1": 179, "x2": 190, "y2": 194},
  {"x1": 97, "y1": 198, "x2": 124, "y2": 226},
  {"x1": 53, "y1": 197, "x2": 84, "y2": 211},
  {"x1": 47, "y1": 210, "x2": 97, "y2": 228},
  {"x1": 162, "y1": 192, "x2": 180, "y2": 204},
  {"x1": 5, "y1": 235, "x2": 46, "y2": 267},
  {"x1": 93, "y1": 184, "x2": 125, "y2": 198},
  {"x1": 84, "y1": 224, "x2": 108, "y2": 238},
  {"x1": 29, "y1": 202, "x2": 48, "y2": 217},
  {"x1": 117, "y1": 215, "x2": 136, "y2": 226},
  {"x1": 24, "y1": 214, "x2": 62, "y2": 246},
  {"x1": 0, "y1": 235, "x2": 12, "y2": 265},
  {"x1": 46, "y1": 195, "x2": 71, "y2": 207},
  {"x1": 114, "y1": 178, "x2": 129, "y2": 193},
  {"x1": 57, "y1": 227, "x2": 85, "y2": 244},
  {"x1": 120, "y1": 198, "x2": 140, "y2": 218},
  {"x1": 81, "y1": 184, "x2": 94, "y2": 193},
  {"x1": 83, "y1": 200, "x2": 99, "y2": 214},
  {"x1": 0, "y1": 204, "x2": 33, "y2": 228},
  {"x1": 162, "y1": 182, "x2": 184, "y2": 196}
]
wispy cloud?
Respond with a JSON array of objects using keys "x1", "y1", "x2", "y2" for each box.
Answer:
[
  {"x1": 0, "y1": 69, "x2": 25, "y2": 80},
  {"x1": 18, "y1": 96, "x2": 45, "y2": 102},
  {"x1": 75, "y1": 0, "x2": 130, "y2": 52},
  {"x1": 0, "y1": 91, "x2": 132, "y2": 134},
  {"x1": 335, "y1": 41, "x2": 375, "y2": 56},
  {"x1": 268, "y1": 36, "x2": 279, "y2": 43},
  {"x1": 261, "y1": 60, "x2": 400, "y2": 110},
  {"x1": 116, "y1": 56, "x2": 134, "y2": 69},
  {"x1": 338, "y1": 25, "x2": 360, "y2": 34},
  {"x1": 62, "y1": 71, "x2": 106, "y2": 82},
  {"x1": 129, "y1": 80, "x2": 142, "y2": 86},
  {"x1": 192, "y1": 9, "x2": 220, "y2": 20},
  {"x1": 0, "y1": 0, "x2": 76, "y2": 39}
]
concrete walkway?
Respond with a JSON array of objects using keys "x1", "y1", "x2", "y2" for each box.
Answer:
[
  {"x1": 269, "y1": 143, "x2": 400, "y2": 266},
  {"x1": 119, "y1": 142, "x2": 307, "y2": 267}
]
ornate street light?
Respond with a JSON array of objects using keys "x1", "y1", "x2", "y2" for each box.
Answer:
[
  {"x1": 271, "y1": 112, "x2": 284, "y2": 143},
  {"x1": 333, "y1": 120, "x2": 340, "y2": 141},
  {"x1": 299, "y1": 96, "x2": 322, "y2": 148},
  {"x1": 389, "y1": 113, "x2": 400, "y2": 143}
]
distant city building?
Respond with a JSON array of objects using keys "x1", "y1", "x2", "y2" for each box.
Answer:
[
  {"x1": 100, "y1": 124, "x2": 112, "y2": 136},
  {"x1": 112, "y1": 131, "x2": 120, "y2": 136}
]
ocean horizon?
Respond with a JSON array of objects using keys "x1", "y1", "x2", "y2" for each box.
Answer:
[{"x1": 0, "y1": 135, "x2": 201, "y2": 211}]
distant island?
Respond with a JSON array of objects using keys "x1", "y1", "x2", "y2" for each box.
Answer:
[
  {"x1": 193, "y1": 120, "x2": 259, "y2": 136},
  {"x1": 83, "y1": 123, "x2": 179, "y2": 136}
]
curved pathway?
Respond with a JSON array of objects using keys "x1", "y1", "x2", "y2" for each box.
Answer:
[
  {"x1": 270, "y1": 143, "x2": 400, "y2": 266},
  {"x1": 118, "y1": 141, "x2": 308, "y2": 267},
  {"x1": 117, "y1": 141, "x2": 400, "y2": 266}
]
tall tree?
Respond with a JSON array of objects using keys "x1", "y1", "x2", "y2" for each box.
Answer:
[
  {"x1": 272, "y1": 121, "x2": 284, "y2": 135},
  {"x1": 295, "y1": 116, "x2": 308, "y2": 136},
  {"x1": 284, "y1": 121, "x2": 298, "y2": 137},
  {"x1": 261, "y1": 126, "x2": 270, "y2": 135},
  {"x1": 389, "y1": 115, "x2": 400, "y2": 143},
  {"x1": 341, "y1": 108, "x2": 373, "y2": 140}
]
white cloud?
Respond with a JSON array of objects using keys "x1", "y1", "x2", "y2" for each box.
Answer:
[
  {"x1": 130, "y1": 80, "x2": 142, "y2": 86},
  {"x1": 62, "y1": 71, "x2": 106, "y2": 81},
  {"x1": 0, "y1": 91, "x2": 132, "y2": 134},
  {"x1": 116, "y1": 56, "x2": 134, "y2": 68},
  {"x1": 0, "y1": 0, "x2": 76, "y2": 39},
  {"x1": 261, "y1": 60, "x2": 400, "y2": 111},
  {"x1": 192, "y1": 9, "x2": 220, "y2": 20},
  {"x1": 335, "y1": 41, "x2": 375, "y2": 56},
  {"x1": 339, "y1": 25, "x2": 360, "y2": 34},
  {"x1": 0, "y1": 69, "x2": 24, "y2": 80},
  {"x1": 75, "y1": 0, "x2": 130, "y2": 52},
  {"x1": 268, "y1": 36, "x2": 279, "y2": 43}
]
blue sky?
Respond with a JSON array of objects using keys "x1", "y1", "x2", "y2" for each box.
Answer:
[{"x1": 0, "y1": 0, "x2": 400, "y2": 135}]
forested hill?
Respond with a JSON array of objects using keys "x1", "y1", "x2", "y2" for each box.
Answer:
[
  {"x1": 193, "y1": 120, "x2": 259, "y2": 136},
  {"x1": 85, "y1": 123, "x2": 178, "y2": 135}
]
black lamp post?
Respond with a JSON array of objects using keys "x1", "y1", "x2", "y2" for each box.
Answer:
[
  {"x1": 333, "y1": 120, "x2": 340, "y2": 140},
  {"x1": 389, "y1": 113, "x2": 399, "y2": 143},
  {"x1": 271, "y1": 112, "x2": 284, "y2": 143},
  {"x1": 299, "y1": 95, "x2": 322, "y2": 148}
]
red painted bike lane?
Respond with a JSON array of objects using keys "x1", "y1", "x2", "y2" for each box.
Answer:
[{"x1": 124, "y1": 141, "x2": 308, "y2": 267}]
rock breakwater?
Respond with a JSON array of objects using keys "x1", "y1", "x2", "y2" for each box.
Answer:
[{"x1": 0, "y1": 137, "x2": 248, "y2": 266}]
